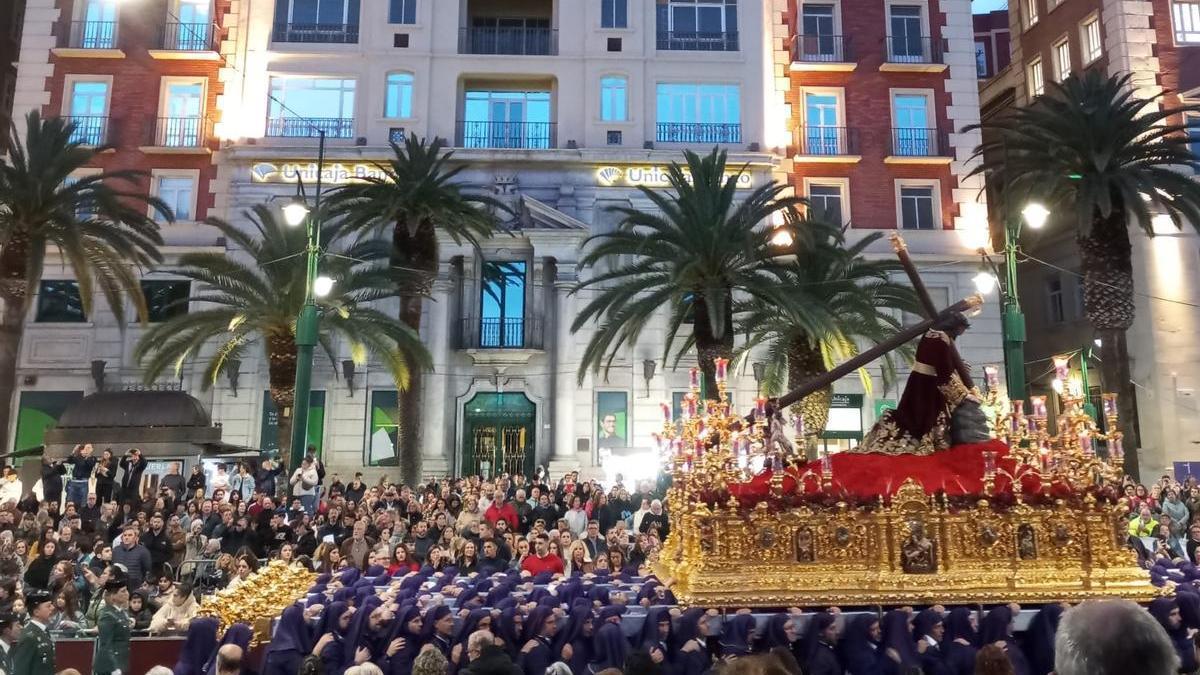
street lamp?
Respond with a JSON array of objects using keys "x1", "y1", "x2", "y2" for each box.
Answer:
[
  {"x1": 959, "y1": 201, "x2": 1052, "y2": 401},
  {"x1": 282, "y1": 199, "x2": 310, "y2": 227}
]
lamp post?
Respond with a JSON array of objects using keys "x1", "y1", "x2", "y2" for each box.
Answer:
[
  {"x1": 961, "y1": 201, "x2": 1049, "y2": 402},
  {"x1": 282, "y1": 130, "x2": 333, "y2": 471}
]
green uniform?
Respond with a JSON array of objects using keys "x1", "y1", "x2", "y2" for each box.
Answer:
[
  {"x1": 0, "y1": 642, "x2": 15, "y2": 675},
  {"x1": 93, "y1": 603, "x2": 131, "y2": 675},
  {"x1": 12, "y1": 621, "x2": 54, "y2": 675}
]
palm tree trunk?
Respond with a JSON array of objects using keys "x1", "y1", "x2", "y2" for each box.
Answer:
[
  {"x1": 1078, "y1": 209, "x2": 1141, "y2": 479},
  {"x1": 0, "y1": 238, "x2": 32, "y2": 455},
  {"x1": 266, "y1": 335, "x2": 298, "y2": 458},
  {"x1": 393, "y1": 220, "x2": 438, "y2": 485},
  {"x1": 692, "y1": 295, "x2": 734, "y2": 401},
  {"x1": 787, "y1": 337, "x2": 830, "y2": 460}
]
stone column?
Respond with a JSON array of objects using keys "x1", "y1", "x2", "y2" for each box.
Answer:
[
  {"x1": 420, "y1": 278, "x2": 455, "y2": 477},
  {"x1": 552, "y1": 264, "x2": 578, "y2": 463}
]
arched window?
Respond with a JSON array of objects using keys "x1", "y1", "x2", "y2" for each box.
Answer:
[{"x1": 384, "y1": 72, "x2": 414, "y2": 118}]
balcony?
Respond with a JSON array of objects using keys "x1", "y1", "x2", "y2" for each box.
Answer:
[
  {"x1": 790, "y1": 35, "x2": 855, "y2": 72},
  {"x1": 271, "y1": 23, "x2": 358, "y2": 45},
  {"x1": 456, "y1": 318, "x2": 545, "y2": 364},
  {"x1": 656, "y1": 31, "x2": 739, "y2": 52},
  {"x1": 457, "y1": 121, "x2": 556, "y2": 150},
  {"x1": 886, "y1": 127, "x2": 952, "y2": 164},
  {"x1": 266, "y1": 117, "x2": 356, "y2": 139},
  {"x1": 54, "y1": 21, "x2": 124, "y2": 57},
  {"x1": 655, "y1": 123, "x2": 742, "y2": 144},
  {"x1": 794, "y1": 126, "x2": 861, "y2": 162},
  {"x1": 151, "y1": 22, "x2": 220, "y2": 59},
  {"x1": 881, "y1": 36, "x2": 947, "y2": 72},
  {"x1": 458, "y1": 26, "x2": 557, "y2": 55},
  {"x1": 67, "y1": 116, "x2": 108, "y2": 146},
  {"x1": 142, "y1": 117, "x2": 212, "y2": 153}
]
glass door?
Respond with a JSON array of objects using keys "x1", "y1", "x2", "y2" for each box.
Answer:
[
  {"x1": 893, "y1": 94, "x2": 929, "y2": 155},
  {"x1": 889, "y1": 6, "x2": 924, "y2": 61},
  {"x1": 69, "y1": 81, "x2": 108, "y2": 144},
  {"x1": 163, "y1": 82, "x2": 204, "y2": 146},
  {"x1": 804, "y1": 92, "x2": 840, "y2": 155},
  {"x1": 173, "y1": 0, "x2": 212, "y2": 50},
  {"x1": 82, "y1": 0, "x2": 118, "y2": 48},
  {"x1": 800, "y1": 4, "x2": 836, "y2": 59}
]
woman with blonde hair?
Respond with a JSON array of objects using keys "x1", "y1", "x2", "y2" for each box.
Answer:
[
  {"x1": 412, "y1": 644, "x2": 449, "y2": 675},
  {"x1": 565, "y1": 540, "x2": 593, "y2": 575}
]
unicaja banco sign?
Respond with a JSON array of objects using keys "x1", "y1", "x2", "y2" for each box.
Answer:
[
  {"x1": 250, "y1": 162, "x2": 388, "y2": 184},
  {"x1": 595, "y1": 165, "x2": 754, "y2": 189}
]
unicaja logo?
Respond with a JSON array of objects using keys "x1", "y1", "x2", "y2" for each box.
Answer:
[
  {"x1": 596, "y1": 166, "x2": 623, "y2": 185},
  {"x1": 251, "y1": 163, "x2": 279, "y2": 182}
]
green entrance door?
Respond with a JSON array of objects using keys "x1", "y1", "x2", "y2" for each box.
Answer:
[{"x1": 461, "y1": 392, "x2": 536, "y2": 478}]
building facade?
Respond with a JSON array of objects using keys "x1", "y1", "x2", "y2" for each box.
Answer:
[
  {"x1": 0, "y1": 0, "x2": 28, "y2": 151},
  {"x1": 980, "y1": 0, "x2": 1200, "y2": 478},
  {"x1": 10, "y1": 0, "x2": 998, "y2": 480},
  {"x1": 973, "y1": 9, "x2": 1011, "y2": 79}
]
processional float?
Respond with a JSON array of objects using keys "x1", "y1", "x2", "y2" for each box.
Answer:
[{"x1": 654, "y1": 234, "x2": 1161, "y2": 607}]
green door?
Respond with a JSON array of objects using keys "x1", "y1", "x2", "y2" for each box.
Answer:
[{"x1": 461, "y1": 392, "x2": 536, "y2": 478}]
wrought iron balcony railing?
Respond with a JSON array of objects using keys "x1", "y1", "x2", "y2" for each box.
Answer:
[
  {"x1": 456, "y1": 317, "x2": 545, "y2": 350},
  {"x1": 655, "y1": 122, "x2": 742, "y2": 144},
  {"x1": 59, "y1": 20, "x2": 118, "y2": 49},
  {"x1": 656, "y1": 30, "x2": 739, "y2": 51},
  {"x1": 265, "y1": 117, "x2": 356, "y2": 139},
  {"x1": 457, "y1": 121, "x2": 556, "y2": 150},
  {"x1": 159, "y1": 21, "x2": 219, "y2": 51},
  {"x1": 271, "y1": 23, "x2": 359, "y2": 44},
  {"x1": 890, "y1": 127, "x2": 950, "y2": 157},
  {"x1": 150, "y1": 116, "x2": 211, "y2": 148},
  {"x1": 884, "y1": 35, "x2": 944, "y2": 64},
  {"x1": 67, "y1": 116, "x2": 108, "y2": 145},
  {"x1": 796, "y1": 126, "x2": 858, "y2": 156},
  {"x1": 792, "y1": 34, "x2": 853, "y2": 62},
  {"x1": 458, "y1": 26, "x2": 557, "y2": 55}
]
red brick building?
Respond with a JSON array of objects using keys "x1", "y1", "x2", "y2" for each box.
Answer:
[
  {"x1": 0, "y1": 0, "x2": 27, "y2": 150},
  {"x1": 973, "y1": 9, "x2": 1011, "y2": 78}
]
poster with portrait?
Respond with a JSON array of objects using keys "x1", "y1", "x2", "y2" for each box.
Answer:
[{"x1": 596, "y1": 391, "x2": 629, "y2": 449}]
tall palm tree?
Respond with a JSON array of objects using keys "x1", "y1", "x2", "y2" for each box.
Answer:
[
  {"x1": 0, "y1": 111, "x2": 168, "y2": 454},
  {"x1": 737, "y1": 222, "x2": 920, "y2": 447},
  {"x1": 133, "y1": 205, "x2": 430, "y2": 452},
  {"x1": 326, "y1": 134, "x2": 504, "y2": 485},
  {"x1": 969, "y1": 70, "x2": 1200, "y2": 478},
  {"x1": 572, "y1": 148, "x2": 806, "y2": 398}
]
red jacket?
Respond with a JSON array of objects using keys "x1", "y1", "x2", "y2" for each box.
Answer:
[
  {"x1": 521, "y1": 553, "x2": 565, "y2": 576},
  {"x1": 485, "y1": 501, "x2": 518, "y2": 530}
]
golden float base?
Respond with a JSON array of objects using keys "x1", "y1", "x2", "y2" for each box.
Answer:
[{"x1": 656, "y1": 479, "x2": 1165, "y2": 607}]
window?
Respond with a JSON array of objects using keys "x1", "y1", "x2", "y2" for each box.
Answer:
[
  {"x1": 67, "y1": 80, "x2": 109, "y2": 144},
  {"x1": 384, "y1": 72, "x2": 413, "y2": 118},
  {"x1": 142, "y1": 280, "x2": 190, "y2": 322},
  {"x1": 602, "y1": 0, "x2": 628, "y2": 28},
  {"x1": 799, "y1": 4, "x2": 838, "y2": 58},
  {"x1": 462, "y1": 90, "x2": 553, "y2": 149},
  {"x1": 1081, "y1": 15, "x2": 1102, "y2": 62},
  {"x1": 35, "y1": 281, "x2": 86, "y2": 323},
  {"x1": 388, "y1": 0, "x2": 415, "y2": 24},
  {"x1": 1025, "y1": 0, "x2": 1039, "y2": 26},
  {"x1": 480, "y1": 261, "x2": 527, "y2": 348},
  {"x1": 1027, "y1": 58, "x2": 1045, "y2": 97},
  {"x1": 1045, "y1": 274, "x2": 1065, "y2": 323},
  {"x1": 272, "y1": 0, "x2": 360, "y2": 42},
  {"x1": 807, "y1": 182, "x2": 846, "y2": 224},
  {"x1": 267, "y1": 76, "x2": 356, "y2": 137},
  {"x1": 154, "y1": 174, "x2": 196, "y2": 222},
  {"x1": 975, "y1": 40, "x2": 989, "y2": 77},
  {"x1": 897, "y1": 182, "x2": 938, "y2": 230},
  {"x1": 1174, "y1": 0, "x2": 1200, "y2": 43},
  {"x1": 77, "y1": 0, "x2": 118, "y2": 48},
  {"x1": 159, "y1": 80, "x2": 205, "y2": 147},
  {"x1": 887, "y1": 5, "x2": 926, "y2": 61},
  {"x1": 892, "y1": 92, "x2": 931, "y2": 155},
  {"x1": 1053, "y1": 38, "x2": 1071, "y2": 82},
  {"x1": 366, "y1": 390, "x2": 400, "y2": 466},
  {"x1": 658, "y1": 0, "x2": 739, "y2": 50},
  {"x1": 167, "y1": 0, "x2": 213, "y2": 50},
  {"x1": 801, "y1": 90, "x2": 844, "y2": 154},
  {"x1": 655, "y1": 83, "x2": 742, "y2": 142},
  {"x1": 601, "y1": 76, "x2": 628, "y2": 122}
]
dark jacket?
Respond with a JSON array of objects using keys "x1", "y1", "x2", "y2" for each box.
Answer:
[
  {"x1": 141, "y1": 527, "x2": 172, "y2": 567},
  {"x1": 112, "y1": 543, "x2": 152, "y2": 588},
  {"x1": 464, "y1": 644, "x2": 524, "y2": 675},
  {"x1": 119, "y1": 456, "x2": 147, "y2": 498}
]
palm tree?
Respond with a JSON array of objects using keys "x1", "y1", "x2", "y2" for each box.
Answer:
[
  {"x1": 572, "y1": 148, "x2": 806, "y2": 398},
  {"x1": 133, "y1": 205, "x2": 431, "y2": 452},
  {"x1": 969, "y1": 70, "x2": 1200, "y2": 478},
  {"x1": 0, "y1": 111, "x2": 168, "y2": 454},
  {"x1": 737, "y1": 221, "x2": 921, "y2": 449},
  {"x1": 326, "y1": 134, "x2": 504, "y2": 485}
]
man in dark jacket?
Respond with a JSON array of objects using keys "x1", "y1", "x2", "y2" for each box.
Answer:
[
  {"x1": 462, "y1": 630, "x2": 522, "y2": 675},
  {"x1": 139, "y1": 513, "x2": 172, "y2": 578},
  {"x1": 255, "y1": 459, "x2": 282, "y2": 500},
  {"x1": 40, "y1": 458, "x2": 65, "y2": 507},
  {"x1": 112, "y1": 527, "x2": 152, "y2": 590},
  {"x1": 118, "y1": 449, "x2": 148, "y2": 506}
]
